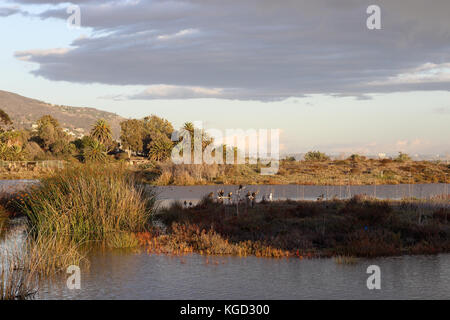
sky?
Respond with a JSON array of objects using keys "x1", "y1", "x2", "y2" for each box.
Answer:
[{"x1": 0, "y1": 0, "x2": 449, "y2": 156}]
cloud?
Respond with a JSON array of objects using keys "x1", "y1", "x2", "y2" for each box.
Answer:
[
  {"x1": 368, "y1": 63, "x2": 450, "y2": 86},
  {"x1": 0, "y1": 6, "x2": 27, "y2": 17},
  {"x1": 157, "y1": 28, "x2": 199, "y2": 41},
  {"x1": 125, "y1": 85, "x2": 223, "y2": 100},
  {"x1": 8, "y1": 0, "x2": 450, "y2": 100},
  {"x1": 14, "y1": 48, "x2": 71, "y2": 61}
]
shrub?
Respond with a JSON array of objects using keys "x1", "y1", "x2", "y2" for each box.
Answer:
[
  {"x1": 304, "y1": 151, "x2": 330, "y2": 162},
  {"x1": 395, "y1": 152, "x2": 411, "y2": 162},
  {"x1": 348, "y1": 154, "x2": 366, "y2": 162}
]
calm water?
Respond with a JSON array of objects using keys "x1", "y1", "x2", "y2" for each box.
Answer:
[
  {"x1": 153, "y1": 183, "x2": 450, "y2": 207},
  {"x1": 38, "y1": 252, "x2": 450, "y2": 300},
  {"x1": 1, "y1": 180, "x2": 448, "y2": 202},
  {"x1": 1, "y1": 180, "x2": 449, "y2": 300}
]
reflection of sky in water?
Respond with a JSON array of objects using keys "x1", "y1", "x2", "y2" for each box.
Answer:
[
  {"x1": 38, "y1": 252, "x2": 450, "y2": 300},
  {"x1": 1, "y1": 180, "x2": 449, "y2": 300}
]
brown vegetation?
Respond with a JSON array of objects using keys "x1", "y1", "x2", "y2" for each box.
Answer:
[
  {"x1": 135, "y1": 158, "x2": 450, "y2": 186},
  {"x1": 142, "y1": 195, "x2": 450, "y2": 258}
]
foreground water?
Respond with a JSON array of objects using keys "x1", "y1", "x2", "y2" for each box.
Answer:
[
  {"x1": 37, "y1": 252, "x2": 450, "y2": 300},
  {"x1": 1, "y1": 180, "x2": 449, "y2": 300}
]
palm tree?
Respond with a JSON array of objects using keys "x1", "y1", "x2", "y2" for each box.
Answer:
[
  {"x1": 91, "y1": 119, "x2": 112, "y2": 147},
  {"x1": 182, "y1": 122, "x2": 195, "y2": 135},
  {"x1": 147, "y1": 134, "x2": 173, "y2": 161},
  {"x1": 83, "y1": 140, "x2": 107, "y2": 163}
]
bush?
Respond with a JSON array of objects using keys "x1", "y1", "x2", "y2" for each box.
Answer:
[
  {"x1": 395, "y1": 152, "x2": 411, "y2": 162},
  {"x1": 348, "y1": 154, "x2": 366, "y2": 162},
  {"x1": 304, "y1": 151, "x2": 330, "y2": 162}
]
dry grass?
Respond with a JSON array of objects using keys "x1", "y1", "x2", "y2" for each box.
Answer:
[
  {"x1": 137, "y1": 159, "x2": 450, "y2": 186},
  {"x1": 106, "y1": 232, "x2": 139, "y2": 249},
  {"x1": 334, "y1": 255, "x2": 358, "y2": 265},
  {"x1": 26, "y1": 234, "x2": 88, "y2": 276},
  {"x1": 1, "y1": 242, "x2": 38, "y2": 300}
]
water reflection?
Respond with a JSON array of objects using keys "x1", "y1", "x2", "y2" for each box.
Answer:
[{"x1": 38, "y1": 252, "x2": 450, "y2": 300}]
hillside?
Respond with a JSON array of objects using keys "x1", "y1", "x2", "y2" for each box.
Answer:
[{"x1": 0, "y1": 90, "x2": 124, "y2": 138}]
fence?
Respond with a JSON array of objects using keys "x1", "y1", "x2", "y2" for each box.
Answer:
[{"x1": 0, "y1": 160, "x2": 65, "y2": 170}]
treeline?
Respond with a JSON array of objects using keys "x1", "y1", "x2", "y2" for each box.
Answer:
[{"x1": 0, "y1": 109, "x2": 212, "y2": 163}]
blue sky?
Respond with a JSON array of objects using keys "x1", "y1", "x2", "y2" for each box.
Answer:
[{"x1": 1, "y1": 0, "x2": 449, "y2": 156}]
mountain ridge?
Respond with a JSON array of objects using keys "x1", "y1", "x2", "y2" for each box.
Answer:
[{"x1": 0, "y1": 90, "x2": 124, "y2": 139}]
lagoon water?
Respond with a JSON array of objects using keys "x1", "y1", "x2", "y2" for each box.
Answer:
[
  {"x1": 1, "y1": 180, "x2": 449, "y2": 300},
  {"x1": 1, "y1": 180, "x2": 448, "y2": 202},
  {"x1": 38, "y1": 252, "x2": 450, "y2": 300},
  {"x1": 153, "y1": 183, "x2": 450, "y2": 208}
]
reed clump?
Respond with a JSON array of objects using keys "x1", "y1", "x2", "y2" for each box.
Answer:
[
  {"x1": 106, "y1": 232, "x2": 139, "y2": 249},
  {"x1": 11, "y1": 164, "x2": 155, "y2": 244},
  {"x1": 1, "y1": 164, "x2": 155, "y2": 299},
  {"x1": 1, "y1": 245, "x2": 38, "y2": 300}
]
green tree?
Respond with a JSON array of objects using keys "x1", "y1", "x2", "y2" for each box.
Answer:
[
  {"x1": 91, "y1": 119, "x2": 113, "y2": 148},
  {"x1": 0, "y1": 109, "x2": 12, "y2": 131},
  {"x1": 35, "y1": 115, "x2": 69, "y2": 153},
  {"x1": 0, "y1": 143, "x2": 23, "y2": 161},
  {"x1": 120, "y1": 119, "x2": 145, "y2": 157},
  {"x1": 183, "y1": 122, "x2": 195, "y2": 135},
  {"x1": 142, "y1": 115, "x2": 174, "y2": 155},
  {"x1": 179, "y1": 122, "x2": 213, "y2": 151},
  {"x1": 82, "y1": 139, "x2": 107, "y2": 163},
  {"x1": 147, "y1": 133, "x2": 173, "y2": 161}
]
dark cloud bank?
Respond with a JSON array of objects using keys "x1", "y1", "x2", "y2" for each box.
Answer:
[{"x1": 10, "y1": 0, "x2": 450, "y2": 100}]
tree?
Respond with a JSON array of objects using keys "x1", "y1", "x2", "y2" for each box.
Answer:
[
  {"x1": 90, "y1": 119, "x2": 113, "y2": 148},
  {"x1": 0, "y1": 109, "x2": 12, "y2": 131},
  {"x1": 144, "y1": 115, "x2": 174, "y2": 138},
  {"x1": 82, "y1": 139, "x2": 107, "y2": 163},
  {"x1": 120, "y1": 116, "x2": 175, "y2": 159},
  {"x1": 183, "y1": 122, "x2": 195, "y2": 135},
  {"x1": 179, "y1": 122, "x2": 213, "y2": 151},
  {"x1": 142, "y1": 115, "x2": 174, "y2": 155},
  {"x1": 147, "y1": 133, "x2": 173, "y2": 161},
  {"x1": 0, "y1": 143, "x2": 23, "y2": 161},
  {"x1": 120, "y1": 119, "x2": 145, "y2": 157},
  {"x1": 23, "y1": 141, "x2": 45, "y2": 160},
  {"x1": 35, "y1": 115, "x2": 69, "y2": 152}
]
